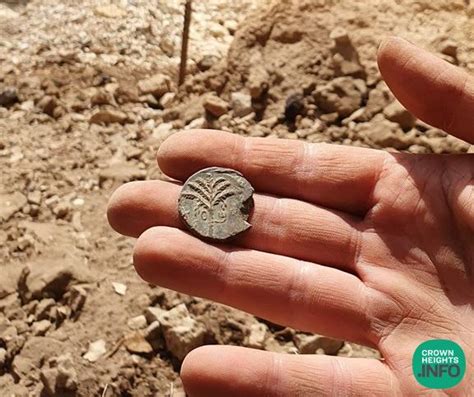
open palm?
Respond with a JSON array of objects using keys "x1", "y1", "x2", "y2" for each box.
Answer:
[{"x1": 107, "y1": 37, "x2": 473, "y2": 396}]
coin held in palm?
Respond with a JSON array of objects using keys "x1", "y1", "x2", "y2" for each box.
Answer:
[{"x1": 178, "y1": 167, "x2": 254, "y2": 241}]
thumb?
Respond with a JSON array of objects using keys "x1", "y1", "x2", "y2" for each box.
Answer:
[{"x1": 377, "y1": 36, "x2": 474, "y2": 145}]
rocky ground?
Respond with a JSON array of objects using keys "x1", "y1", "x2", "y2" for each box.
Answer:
[{"x1": 1, "y1": 0, "x2": 473, "y2": 396}]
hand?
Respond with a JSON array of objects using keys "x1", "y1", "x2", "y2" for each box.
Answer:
[{"x1": 107, "y1": 37, "x2": 473, "y2": 396}]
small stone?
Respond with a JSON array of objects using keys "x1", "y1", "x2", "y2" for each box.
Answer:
[
  {"x1": 90, "y1": 89, "x2": 113, "y2": 106},
  {"x1": 83, "y1": 339, "x2": 106, "y2": 362},
  {"x1": 140, "y1": 94, "x2": 159, "y2": 107},
  {"x1": 264, "y1": 337, "x2": 298, "y2": 354},
  {"x1": 408, "y1": 144, "x2": 430, "y2": 154},
  {"x1": 0, "y1": 191, "x2": 27, "y2": 222},
  {"x1": 314, "y1": 77, "x2": 365, "y2": 117},
  {"x1": 72, "y1": 197, "x2": 84, "y2": 207},
  {"x1": 37, "y1": 96, "x2": 57, "y2": 117},
  {"x1": 248, "y1": 64, "x2": 269, "y2": 99},
  {"x1": 145, "y1": 306, "x2": 165, "y2": 324},
  {"x1": 0, "y1": 88, "x2": 19, "y2": 108},
  {"x1": 27, "y1": 191, "x2": 42, "y2": 206},
  {"x1": 0, "y1": 268, "x2": 19, "y2": 299},
  {"x1": 224, "y1": 19, "x2": 238, "y2": 34},
  {"x1": 364, "y1": 82, "x2": 393, "y2": 119},
  {"x1": 35, "y1": 298, "x2": 55, "y2": 320},
  {"x1": 341, "y1": 107, "x2": 366, "y2": 125},
  {"x1": 383, "y1": 100, "x2": 415, "y2": 130},
  {"x1": 32, "y1": 320, "x2": 51, "y2": 336},
  {"x1": 112, "y1": 282, "x2": 127, "y2": 296},
  {"x1": 124, "y1": 332, "x2": 153, "y2": 354},
  {"x1": 284, "y1": 93, "x2": 304, "y2": 123},
  {"x1": 329, "y1": 27, "x2": 350, "y2": 45},
  {"x1": 185, "y1": 117, "x2": 205, "y2": 130},
  {"x1": 356, "y1": 116, "x2": 412, "y2": 149},
  {"x1": 0, "y1": 347, "x2": 6, "y2": 367},
  {"x1": 439, "y1": 40, "x2": 457, "y2": 58},
  {"x1": 137, "y1": 74, "x2": 171, "y2": 97},
  {"x1": 157, "y1": 304, "x2": 206, "y2": 361},
  {"x1": 231, "y1": 92, "x2": 252, "y2": 117},
  {"x1": 159, "y1": 92, "x2": 175, "y2": 109},
  {"x1": 90, "y1": 109, "x2": 128, "y2": 125},
  {"x1": 94, "y1": 4, "x2": 126, "y2": 18},
  {"x1": 294, "y1": 333, "x2": 344, "y2": 355},
  {"x1": 145, "y1": 321, "x2": 162, "y2": 341},
  {"x1": 52, "y1": 201, "x2": 71, "y2": 219},
  {"x1": 197, "y1": 55, "x2": 218, "y2": 72},
  {"x1": 65, "y1": 286, "x2": 87, "y2": 316},
  {"x1": 99, "y1": 163, "x2": 146, "y2": 186},
  {"x1": 203, "y1": 95, "x2": 228, "y2": 117},
  {"x1": 152, "y1": 122, "x2": 173, "y2": 140},
  {"x1": 127, "y1": 315, "x2": 147, "y2": 330},
  {"x1": 271, "y1": 25, "x2": 303, "y2": 43},
  {"x1": 246, "y1": 323, "x2": 268, "y2": 349}
]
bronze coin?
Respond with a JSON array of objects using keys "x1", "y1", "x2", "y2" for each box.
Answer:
[{"x1": 178, "y1": 167, "x2": 254, "y2": 241}]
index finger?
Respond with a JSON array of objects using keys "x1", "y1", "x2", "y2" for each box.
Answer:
[{"x1": 157, "y1": 130, "x2": 387, "y2": 215}]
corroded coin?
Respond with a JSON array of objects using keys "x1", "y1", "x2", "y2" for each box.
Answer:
[{"x1": 178, "y1": 167, "x2": 254, "y2": 241}]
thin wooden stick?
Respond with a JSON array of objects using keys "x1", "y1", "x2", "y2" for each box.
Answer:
[{"x1": 178, "y1": 0, "x2": 192, "y2": 86}]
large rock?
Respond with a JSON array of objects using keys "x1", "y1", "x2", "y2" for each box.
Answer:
[
  {"x1": 314, "y1": 77, "x2": 366, "y2": 118},
  {"x1": 157, "y1": 304, "x2": 206, "y2": 361},
  {"x1": 17, "y1": 258, "x2": 86, "y2": 302},
  {"x1": 12, "y1": 337, "x2": 66, "y2": 379}
]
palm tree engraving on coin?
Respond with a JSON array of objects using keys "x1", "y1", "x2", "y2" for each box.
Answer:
[{"x1": 178, "y1": 167, "x2": 254, "y2": 241}]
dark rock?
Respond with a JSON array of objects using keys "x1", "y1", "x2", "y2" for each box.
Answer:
[
  {"x1": 0, "y1": 88, "x2": 19, "y2": 108},
  {"x1": 284, "y1": 93, "x2": 305, "y2": 123}
]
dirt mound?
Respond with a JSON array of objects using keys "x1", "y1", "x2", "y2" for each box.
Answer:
[{"x1": 174, "y1": 0, "x2": 472, "y2": 153}]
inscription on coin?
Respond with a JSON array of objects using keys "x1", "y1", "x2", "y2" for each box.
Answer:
[{"x1": 178, "y1": 167, "x2": 254, "y2": 241}]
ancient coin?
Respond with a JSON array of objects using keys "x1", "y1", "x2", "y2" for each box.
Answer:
[{"x1": 178, "y1": 167, "x2": 254, "y2": 241}]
